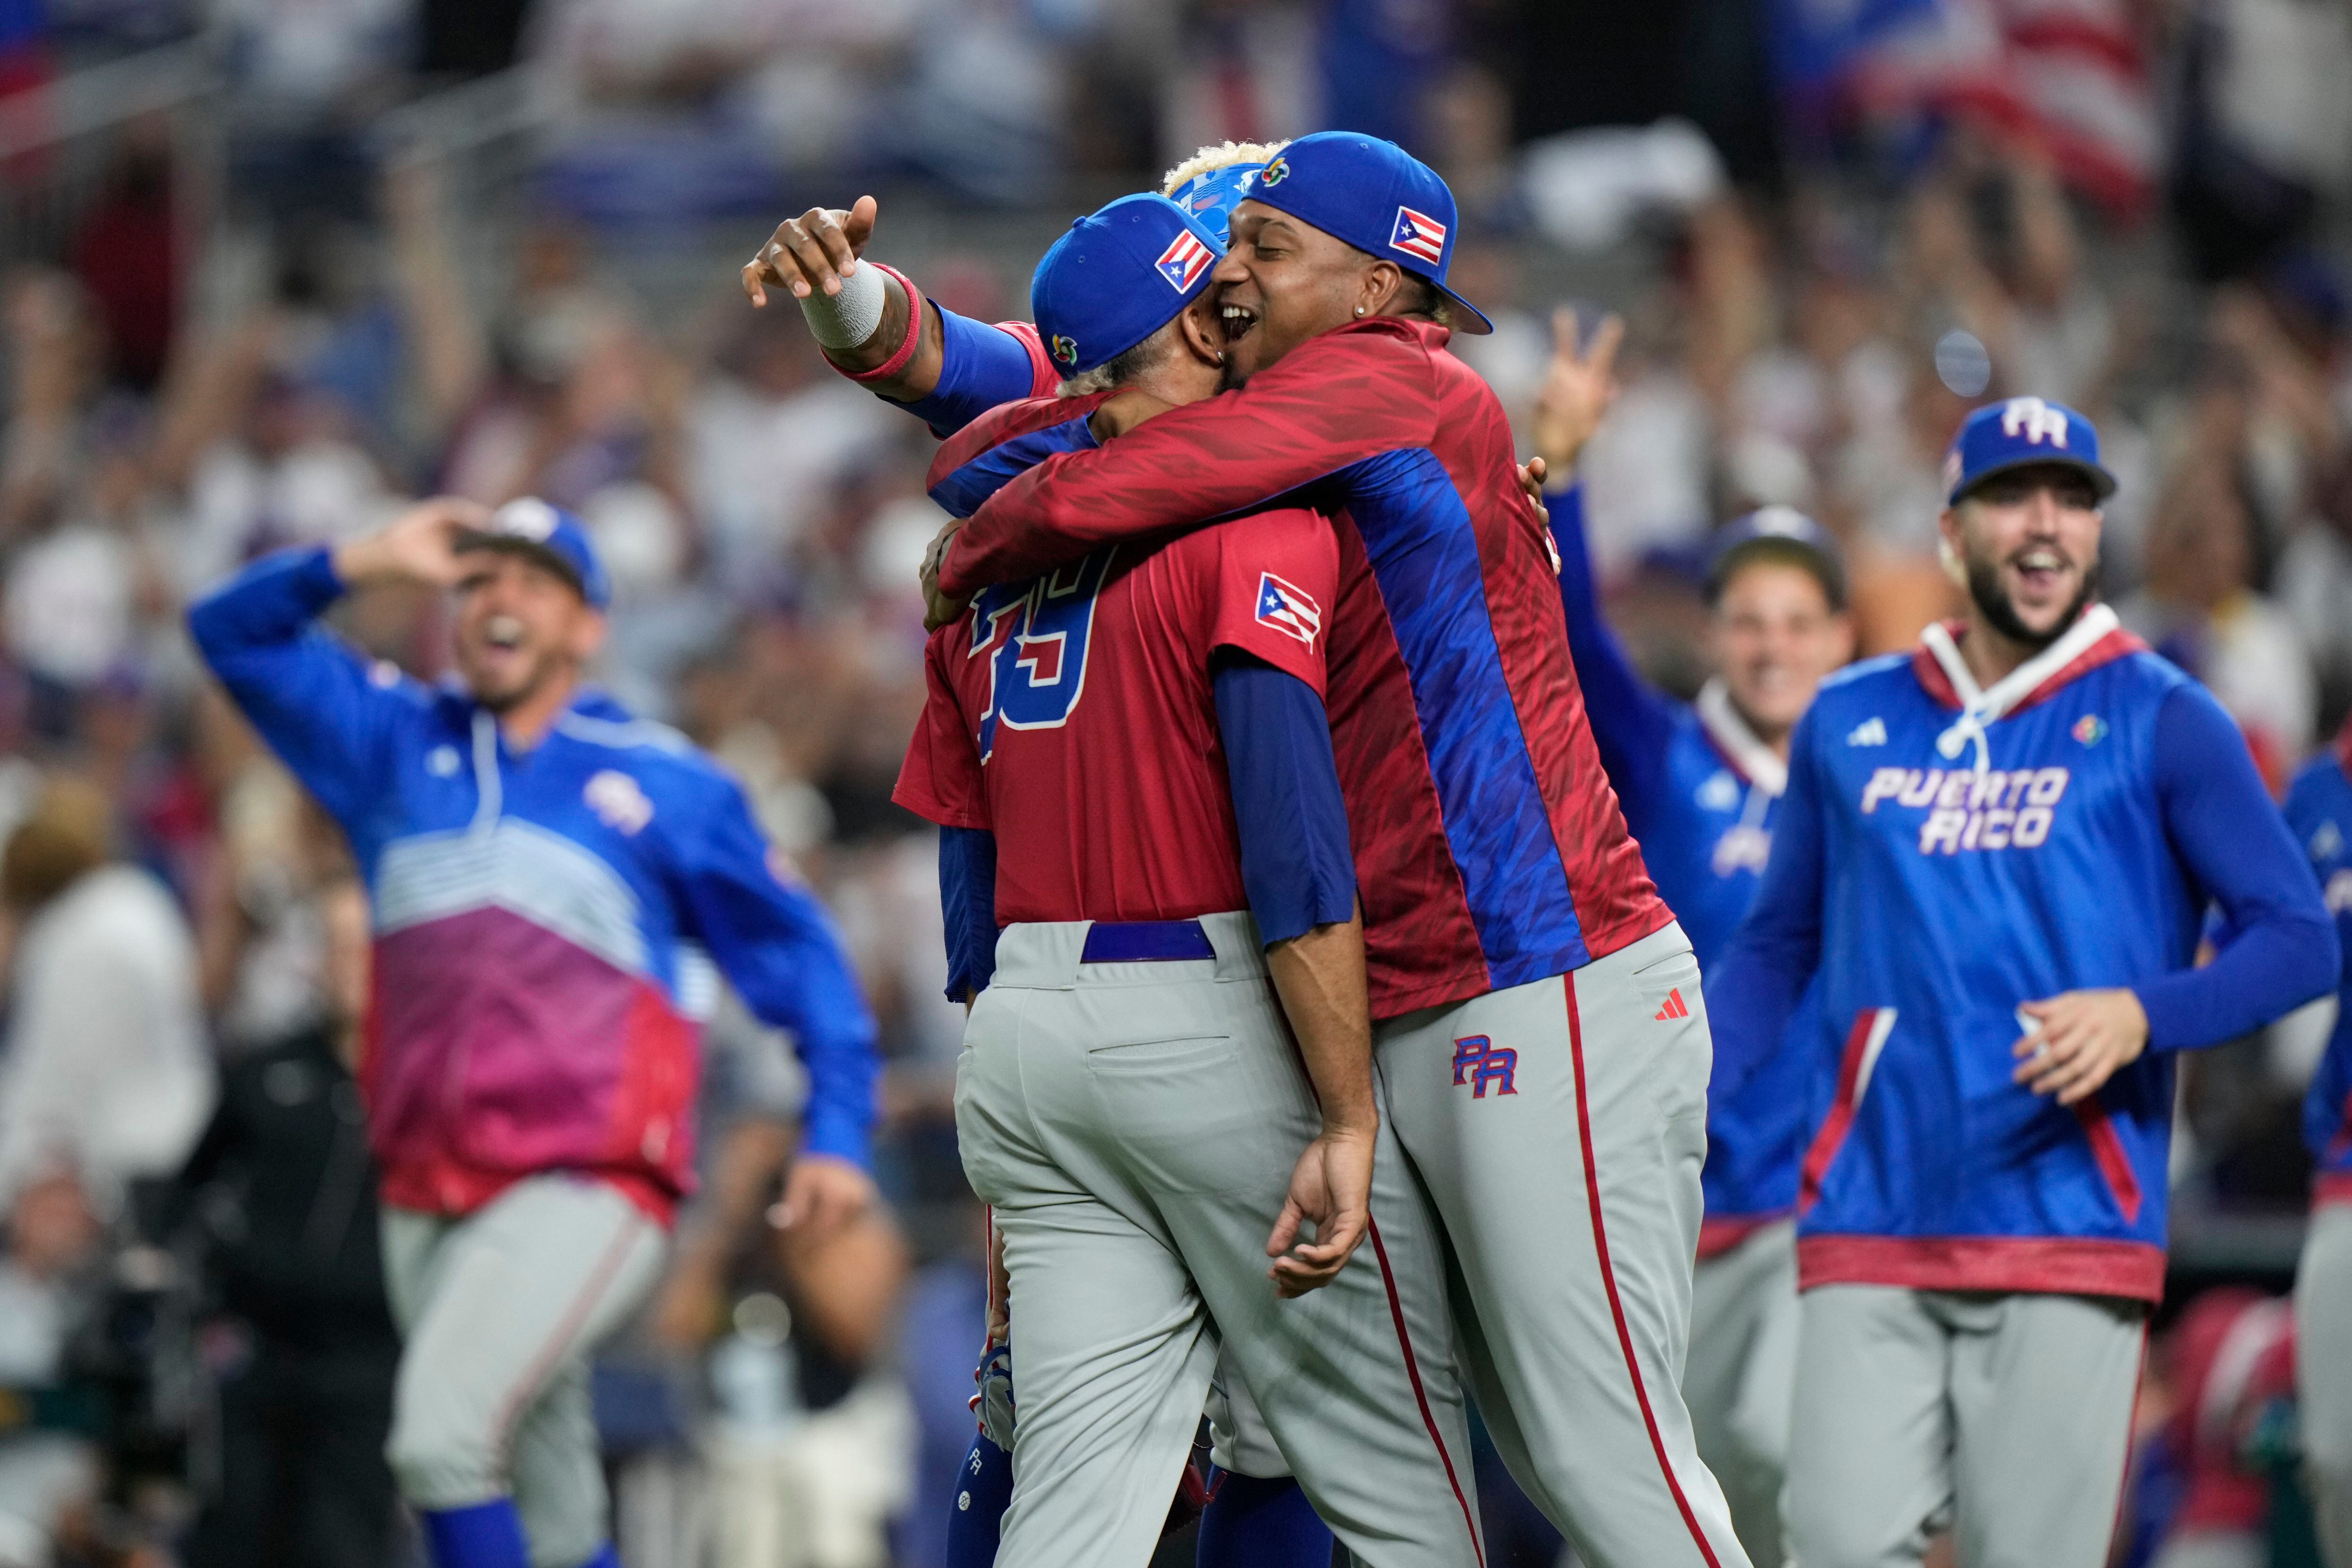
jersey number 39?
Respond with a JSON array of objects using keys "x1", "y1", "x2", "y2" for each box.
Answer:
[{"x1": 969, "y1": 549, "x2": 1116, "y2": 762}]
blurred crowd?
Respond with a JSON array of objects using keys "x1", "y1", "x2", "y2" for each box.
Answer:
[{"x1": 0, "y1": 0, "x2": 2347, "y2": 1564}]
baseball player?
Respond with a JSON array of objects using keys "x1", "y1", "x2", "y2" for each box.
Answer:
[
  {"x1": 1529, "y1": 311, "x2": 1852, "y2": 1568},
  {"x1": 2288, "y1": 715, "x2": 2352, "y2": 1567},
  {"x1": 895, "y1": 192, "x2": 1484, "y2": 1568},
  {"x1": 931, "y1": 133, "x2": 1752, "y2": 1568},
  {"x1": 188, "y1": 501, "x2": 880, "y2": 1568},
  {"x1": 1708, "y1": 397, "x2": 2340, "y2": 1567},
  {"x1": 742, "y1": 146, "x2": 1341, "y2": 1567}
]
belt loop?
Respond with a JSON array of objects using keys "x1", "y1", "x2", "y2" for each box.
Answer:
[{"x1": 1203, "y1": 912, "x2": 1266, "y2": 983}]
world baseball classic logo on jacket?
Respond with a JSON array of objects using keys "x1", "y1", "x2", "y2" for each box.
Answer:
[{"x1": 1786, "y1": 605, "x2": 2219, "y2": 1304}]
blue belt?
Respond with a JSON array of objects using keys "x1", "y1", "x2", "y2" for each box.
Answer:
[{"x1": 1079, "y1": 919, "x2": 1217, "y2": 964}]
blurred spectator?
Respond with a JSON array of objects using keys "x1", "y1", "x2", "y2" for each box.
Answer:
[
  {"x1": 0, "y1": 775, "x2": 212, "y2": 1220},
  {"x1": 2121, "y1": 459, "x2": 2315, "y2": 789},
  {"x1": 179, "y1": 873, "x2": 402, "y2": 1568}
]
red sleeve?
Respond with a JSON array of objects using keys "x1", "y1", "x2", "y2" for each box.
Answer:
[
  {"x1": 891, "y1": 627, "x2": 990, "y2": 830},
  {"x1": 938, "y1": 320, "x2": 1438, "y2": 597},
  {"x1": 993, "y1": 321, "x2": 1061, "y2": 399},
  {"x1": 1203, "y1": 509, "x2": 1339, "y2": 699}
]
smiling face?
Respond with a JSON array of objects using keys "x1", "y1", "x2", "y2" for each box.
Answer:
[
  {"x1": 1709, "y1": 557, "x2": 1853, "y2": 743},
  {"x1": 451, "y1": 547, "x2": 605, "y2": 713},
  {"x1": 1214, "y1": 200, "x2": 1399, "y2": 384},
  {"x1": 1940, "y1": 463, "x2": 2105, "y2": 649}
]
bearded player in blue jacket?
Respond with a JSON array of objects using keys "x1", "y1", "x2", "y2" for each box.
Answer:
[
  {"x1": 2287, "y1": 718, "x2": 2352, "y2": 1567},
  {"x1": 1710, "y1": 396, "x2": 2339, "y2": 1568},
  {"x1": 1527, "y1": 312, "x2": 1850, "y2": 1568}
]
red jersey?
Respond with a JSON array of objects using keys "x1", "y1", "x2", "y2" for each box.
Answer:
[
  {"x1": 894, "y1": 392, "x2": 1339, "y2": 926},
  {"x1": 940, "y1": 318, "x2": 1670, "y2": 1015}
]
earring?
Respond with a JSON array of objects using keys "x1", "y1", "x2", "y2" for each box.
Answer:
[
  {"x1": 1215, "y1": 350, "x2": 1226, "y2": 364},
  {"x1": 1355, "y1": 306, "x2": 1366, "y2": 317}
]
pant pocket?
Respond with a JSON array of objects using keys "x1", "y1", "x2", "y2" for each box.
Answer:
[{"x1": 1084, "y1": 1034, "x2": 1299, "y2": 1197}]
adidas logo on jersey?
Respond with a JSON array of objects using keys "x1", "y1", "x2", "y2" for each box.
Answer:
[
  {"x1": 1847, "y1": 718, "x2": 1887, "y2": 747},
  {"x1": 1859, "y1": 766, "x2": 2072, "y2": 855},
  {"x1": 1653, "y1": 988, "x2": 1689, "y2": 1021}
]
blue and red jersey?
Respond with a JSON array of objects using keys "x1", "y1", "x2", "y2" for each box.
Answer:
[
  {"x1": 940, "y1": 318, "x2": 1669, "y2": 1016},
  {"x1": 1548, "y1": 483, "x2": 1813, "y2": 1250},
  {"x1": 1711, "y1": 607, "x2": 2337, "y2": 1303},
  {"x1": 2291, "y1": 721, "x2": 2352, "y2": 1208},
  {"x1": 894, "y1": 393, "x2": 1343, "y2": 928},
  {"x1": 188, "y1": 549, "x2": 879, "y2": 1226}
]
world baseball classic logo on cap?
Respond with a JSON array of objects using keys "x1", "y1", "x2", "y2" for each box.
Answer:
[
  {"x1": 1050, "y1": 333, "x2": 1079, "y2": 366},
  {"x1": 1390, "y1": 205, "x2": 1448, "y2": 267},
  {"x1": 1256, "y1": 156, "x2": 1289, "y2": 187},
  {"x1": 1155, "y1": 230, "x2": 1215, "y2": 293},
  {"x1": 1254, "y1": 571, "x2": 1323, "y2": 648}
]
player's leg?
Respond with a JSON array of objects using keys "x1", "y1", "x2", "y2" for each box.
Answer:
[
  {"x1": 956, "y1": 969, "x2": 1222, "y2": 1568},
  {"x1": 1200, "y1": 1355, "x2": 1334, "y2": 1568},
  {"x1": 1684, "y1": 1222, "x2": 1799, "y2": 1568},
  {"x1": 381, "y1": 1176, "x2": 667, "y2": 1568},
  {"x1": 1947, "y1": 1291, "x2": 2147, "y2": 1568},
  {"x1": 1780, "y1": 1285, "x2": 1954, "y2": 1568},
  {"x1": 1103, "y1": 924, "x2": 1480, "y2": 1568},
  {"x1": 1373, "y1": 923, "x2": 1743, "y2": 1568},
  {"x1": 2299, "y1": 1203, "x2": 2352, "y2": 1568}
]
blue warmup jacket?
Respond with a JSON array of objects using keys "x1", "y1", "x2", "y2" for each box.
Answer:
[
  {"x1": 1548, "y1": 484, "x2": 1814, "y2": 1247},
  {"x1": 2290, "y1": 725, "x2": 2352, "y2": 1209},
  {"x1": 189, "y1": 546, "x2": 879, "y2": 1222},
  {"x1": 1710, "y1": 607, "x2": 2337, "y2": 1302}
]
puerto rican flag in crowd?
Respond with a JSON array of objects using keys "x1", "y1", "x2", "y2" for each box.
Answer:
[
  {"x1": 1156, "y1": 230, "x2": 1216, "y2": 292},
  {"x1": 1255, "y1": 572, "x2": 1323, "y2": 648},
  {"x1": 1389, "y1": 206, "x2": 1447, "y2": 267}
]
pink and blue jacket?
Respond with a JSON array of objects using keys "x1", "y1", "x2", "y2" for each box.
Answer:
[{"x1": 190, "y1": 546, "x2": 878, "y2": 1225}]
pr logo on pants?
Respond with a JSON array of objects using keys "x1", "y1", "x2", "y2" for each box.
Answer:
[{"x1": 1451, "y1": 1035, "x2": 1517, "y2": 1098}]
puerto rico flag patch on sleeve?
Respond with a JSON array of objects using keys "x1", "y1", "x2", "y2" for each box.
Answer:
[
  {"x1": 1255, "y1": 572, "x2": 1323, "y2": 648},
  {"x1": 1390, "y1": 206, "x2": 1447, "y2": 266},
  {"x1": 1156, "y1": 230, "x2": 1216, "y2": 292}
]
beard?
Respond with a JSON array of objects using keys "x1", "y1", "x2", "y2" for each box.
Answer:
[{"x1": 1965, "y1": 551, "x2": 2101, "y2": 652}]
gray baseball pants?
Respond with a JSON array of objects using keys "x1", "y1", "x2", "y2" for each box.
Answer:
[
  {"x1": 1783, "y1": 1284, "x2": 2147, "y2": 1568},
  {"x1": 956, "y1": 912, "x2": 1484, "y2": 1568},
  {"x1": 1684, "y1": 1220, "x2": 1800, "y2": 1568},
  {"x1": 382, "y1": 1174, "x2": 668, "y2": 1568},
  {"x1": 1374, "y1": 921, "x2": 1750, "y2": 1568},
  {"x1": 2298, "y1": 1202, "x2": 2352, "y2": 1568}
]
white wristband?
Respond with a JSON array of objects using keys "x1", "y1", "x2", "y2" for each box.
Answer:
[{"x1": 797, "y1": 259, "x2": 888, "y2": 351}]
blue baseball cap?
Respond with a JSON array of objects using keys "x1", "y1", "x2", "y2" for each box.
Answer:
[
  {"x1": 1705, "y1": 506, "x2": 1847, "y2": 610},
  {"x1": 1240, "y1": 131, "x2": 1492, "y2": 335},
  {"x1": 460, "y1": 497, "x2": 611, "y2": 609},
  {"x1": 1031, "y1": 194, "x2": 1227, "y2": 378},
  {"x1": 1166, "y1": 162, "x2": 1266, "y2": 244},
  {"x1": 1943, "y1": 396, "x2": 2118, "y2": 506}
]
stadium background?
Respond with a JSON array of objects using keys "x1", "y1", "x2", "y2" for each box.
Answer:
[{"x1": 0, "y1": 0, "x2": 2347, "y2": 1562}]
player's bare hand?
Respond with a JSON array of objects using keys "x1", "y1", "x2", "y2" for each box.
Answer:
[
  {"x1": 770, "y1": 1152, "x2": 876, "y2": 1236},
  {"x1": 1518, "y1": 458, "x2": 1551, "y2": 529},
  {"x1": 1532, "y1": 307, "x2": 1622, "y2": 479},
  {"x1": 742, "y1": 197, "x2": 878, "y2": 307},
  {"x1": 331, "y1": 496, "x2": 491, "y2": 589},
  {"x1": 921, "y1": 520, "x2": 971, "y2": 631},
  {"x1": 986, "y1": 1220, "x2": 1012, "y2": 1345},
  {"x1": 1266, "y1": 1125, "x2": 1374, "y2": 1297},
  {"x1": 2012, "y1": 989, "x2": 2149, "y2": 1105}
]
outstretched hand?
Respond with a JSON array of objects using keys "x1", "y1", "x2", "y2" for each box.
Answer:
[
  {"x1": 743, "y1": 197, "x2": 880, "y2": 307},
  {"x1": 1266, "y1": 1125, "x2": 1375, "y2": 1298},
  {"x1": 1531, "y1": 306, "x2": 1623, "y2": 480}
]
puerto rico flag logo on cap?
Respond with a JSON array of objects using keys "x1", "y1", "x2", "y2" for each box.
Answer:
[
  {"x1": 1155, "y1": 230, "x2": 1215, "y2": 293},
  {"x1": 1050, "y1": 334, "x2": 1079, "y2": 366},
  {"x1": 1254, "y1": 571, "x2": 1323, "y2": 648},
  {"x1": 1390, "y1": 205, "x2": 1448, "y2": 266}
]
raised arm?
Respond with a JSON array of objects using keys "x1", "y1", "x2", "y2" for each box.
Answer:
[
  {"x1": 938, "y1": 321, "x2": 1438, "y2": 598},
  {"x1": 188, "y1": 498, "x2": 482, "y2": 827},
  {"x1": 740, "y1": 198, "x2": 1051, "y2": 435}
]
